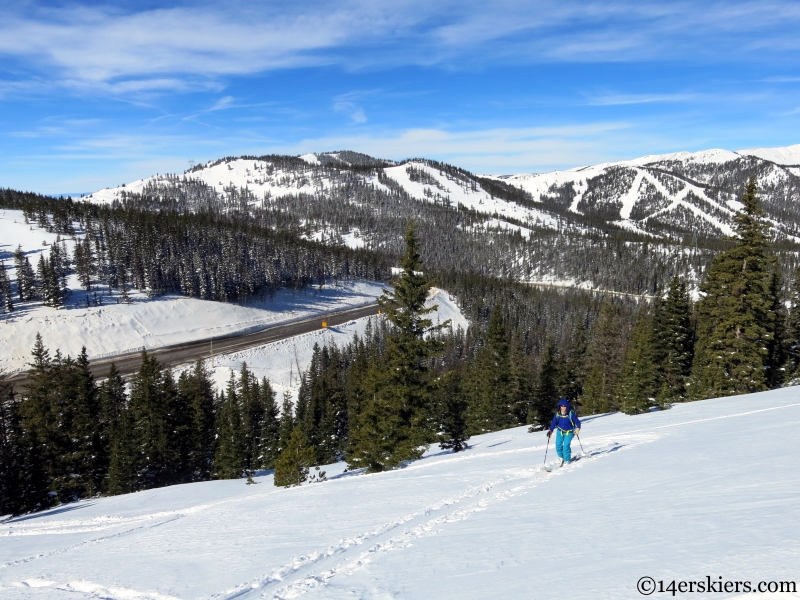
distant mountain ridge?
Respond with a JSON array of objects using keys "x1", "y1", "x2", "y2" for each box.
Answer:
[{"x1": 77, "y1": 143, "x2": 800, "y2": 295}]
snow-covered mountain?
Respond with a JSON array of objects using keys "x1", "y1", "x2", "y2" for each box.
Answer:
[
  {"x1": 84, "y1": 144, "x2": 800, "y2": 243},
  {"x1": 493, "y1": 144, "x2": 800, "y2": 240},
  {"x1": 2, "y1": 389, "x2": 798, "y2": 599}
]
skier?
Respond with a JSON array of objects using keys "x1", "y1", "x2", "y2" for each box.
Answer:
[{"x1": 546, "y1": 398, "x2": 581, "y2": 466}]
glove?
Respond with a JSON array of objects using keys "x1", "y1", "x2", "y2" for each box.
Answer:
[
  {"x1": 546, "y1": 430, "x2": 552, "y2": 439},
  {"x1": 574, "y1": 428, "x2": 580, "y2": 436}
]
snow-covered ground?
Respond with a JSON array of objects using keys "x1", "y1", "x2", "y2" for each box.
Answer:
[
  {"x1": 2, "y1": 390, "x2": 798, "y2": 599},
  {"x1": 197, "y1": 287, "x2": 468, "y2": 400}
]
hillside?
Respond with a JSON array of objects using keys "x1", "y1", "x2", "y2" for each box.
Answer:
[
  {"x1": 77, "y1": 145, "x2": 800, "y2": 295},
  {"x1": 2, "y1": 390, "x2": 798, "y2": 599}
]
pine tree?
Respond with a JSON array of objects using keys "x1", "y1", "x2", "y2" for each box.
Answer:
[
  {"x1": 583, "y1": 300, "x2": 624, "y2": 414},
  {"x1": 0, "y1": 260, "x2": 13, "y2": 313},
  {"x1": 786, "y1": 265, "x2": 800, "y2": 378},
  {"x1": 431, "y1": 370, "x2": 470, "y2": 452},
  {"x1": 213, "y1": 373, "x2": 245, "y2": 479},
  {"x1": 558, "y1": 320, "x2": 588, "y2": 406},
  {"x1": 0, "y1": 379, "x2": 22, "y2": 514},
  {"x1": 128, "y1": 350, "x2": 172, "y2": 489},
  {"x1": 256, "y1": 378, "x2": 280, "y2": 469},
  {"x1": 101, "y1": 364, "x2": 136, "y2": 495},
  {"x1": 691, "y1": 177, "x2": 779, "y2": 398},
  {"x1": 273, "y1": 427, "x2": 315, "y2": 487},
  {"x1": 652, "y1": 277, "x2": 694, "y2": 403},
  {"x1": 465, "y1": 305, "x2": 514, "y2": 433},
  {"x1": 765, "y1": 267, "x2": 787, "y2": 388},
  {"x1": 347, "y1": 223, "x2": 446, "y2": 472},
  {"x1": 63, "y1": 348, "x2": 105, "y2": 497},
  {"x1": 14, "y1": 246, "x2": 36, "y2": 302},
  {"x1": 17, "y1": 335, "x2": 55, "y2": 510},
  {"x1": 618, "y1": 307, "x2": 657, "y2": 414},
  {"x1": 530, "y1": 339, "x2": 561, "y2": 427},
  {"x1": 277, "y1": 390, "x2": 295, "y2": 455},
  {"x1": 507, "y1": 334, "x2": 534, "y2": 425},
  {"x1": 177, "y1": 360, "x2": 215, "y2": 481}
]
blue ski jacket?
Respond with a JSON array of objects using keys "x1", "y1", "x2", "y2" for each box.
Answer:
[{"x1": 549, "y1": 402, "x2": 581, "y2": 433}]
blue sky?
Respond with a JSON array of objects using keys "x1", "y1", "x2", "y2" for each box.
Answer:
[{"x1": 1, "y1": 0, "x2": 800, "y2": 194}]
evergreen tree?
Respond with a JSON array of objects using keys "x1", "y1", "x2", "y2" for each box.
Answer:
[
  {"x1": 13, "y1": 246, "x2": 36, "y2": 302},
  {"x1": 507, "y1": 334, "x2": 534, "y2": 425},
  {"x1": 177, "y1": 360, "x2": 215, "y2": 481},
  {"x1": 0, "y1": 260, "x2": 13, "y2": 313},
  {"x1": 62, "y1": 348, "x2": 105, "y2": 497},
  {"x1": 0, "y1": 379, "x2": 22, "y2": 514},
  {"x1": 530, "y1": 339, "x2": 561, "y2": 427},
  {"x1": 652, "y1": 277, "x2": 694, "y2": 403},
  {"x1": 273, "y1": 426, "x2": 315, "y2": 487},
  {"x1": 465, "y1": 305, "x2": 514, "y2": 433},
  {"x1": 765, "y1": 267, "x2": 788, "y2": 388},
  {"x1": 431, "y1": 370, "x2": 470, "y2": 452},
  {"x1": 256, "y1": 377, "x2": 280, "y2": 469},
  {"x1": 691, "y1": 177, "x2": 779, "y2": 398},
  {"x1": 102, "y1": 364, "x2": 136, "y2": 495},
  {"x1": 17, "y1": 335, "x2": 55, "y2": 510},
  {"x1": 348, "y1": 223, "x2": 446, "y2": 472},
  {"x1": 786, "y1": 265, "x2": 800, "y2": 378},
  {"x1": 277, "y1": 390, "x2": 295, "y2": 455},
  {"x1": 618, "y1": 307, "x2": 657, "y2": 414},
  {"x1": 213, "y1": 374, "x2": 245, "y2": 479},
  {"x1": 15, "y1": 339, "x2": 104, "y2": 503},
  {"x1": 558, "y1": 320, "x2": 588, "y2": 406},
  {"x1": 583, "y1": 300, "x2": 624, "y2": 414},
  {"x1": 127, "y1": 350, "x2": 172, "y2": 489}
]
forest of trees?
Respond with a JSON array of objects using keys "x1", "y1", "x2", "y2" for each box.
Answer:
[{"x1": 2, "y1": 177, "x2": 800, "y2": 516}]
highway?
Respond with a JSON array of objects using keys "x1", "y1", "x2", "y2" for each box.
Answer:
[{"x1": 4, "y1": 303, "x2": 381, "y2": 394}]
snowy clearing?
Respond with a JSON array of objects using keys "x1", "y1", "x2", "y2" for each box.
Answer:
[{"x1": 1, "y1": 390, "x2": 798, "y2": 599}]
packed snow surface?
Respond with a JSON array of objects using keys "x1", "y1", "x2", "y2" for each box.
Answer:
[{"x1": 2, "y1": 390, "x2": 798, "y2": 599}]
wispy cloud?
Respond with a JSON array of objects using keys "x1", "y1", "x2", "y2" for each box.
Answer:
[
  {"x1": 763, "y1": 76, "x2": 800, "y2": 83},
  {"x1": 1, "y1": 1, "x2": 800, "y2": 95},
  {"x1": 585, "y1": 92, "x2": 699, "y2": 106}
]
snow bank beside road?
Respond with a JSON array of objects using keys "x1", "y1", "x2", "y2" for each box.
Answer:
[{"x1": 0, "y1": 280, "x2": 386, "y2": 375}]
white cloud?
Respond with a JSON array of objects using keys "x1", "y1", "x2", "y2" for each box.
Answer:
[{"x1": 1, "y1": 1, "x2": 800, "y2": 95}]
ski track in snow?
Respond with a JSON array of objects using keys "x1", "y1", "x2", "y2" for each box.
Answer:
[
  {"x1": 206, "y1": 438, "x2": 644, "y2": 600},
  {"x1": 7, "y1": 578, "x2": 183, "y2": 600},
  {"x1": 204, "y1": 403, "x2": 800, "y2": 599}
]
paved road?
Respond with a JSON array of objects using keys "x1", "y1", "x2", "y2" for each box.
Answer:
[{"x1": 5, "y1": 303, "x2": 381, "y2": 393}]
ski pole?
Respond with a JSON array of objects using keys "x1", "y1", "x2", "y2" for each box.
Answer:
[
  {"x1": 543, "y1": 432, "x2": 551, "y2": 465},
  {"x1": 576, "y1": 432, "x2": 585, "y2": 454}
]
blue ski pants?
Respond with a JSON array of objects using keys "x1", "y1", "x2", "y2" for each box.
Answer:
[{"x1": 555, "y1": 430, "x2": 574, "y2": 463}]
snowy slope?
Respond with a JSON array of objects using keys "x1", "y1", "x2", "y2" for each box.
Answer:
[
  {"x1": 738, "y1": 143, "x2": 800, "y2": 165},
  {"x1": 2, "y1": 390, "x2": 798, "y2": 599},
  {"x1": 85, "y1": 160, "x2": 332, "y2": 205},
  {"x1": 197, "y1": 287, "x2": 467, "y2": 401}
]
